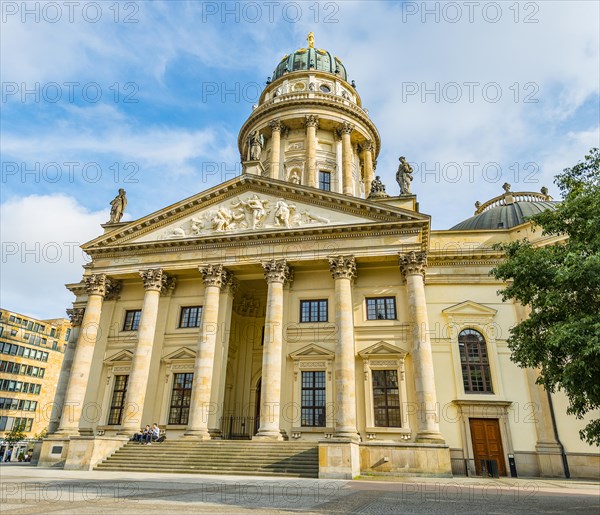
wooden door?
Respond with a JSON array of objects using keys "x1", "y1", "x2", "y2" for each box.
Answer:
[{"x1": 469, "y1": 418, "x2": 507, "y2": 476}]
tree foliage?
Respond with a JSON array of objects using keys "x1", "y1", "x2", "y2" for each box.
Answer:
[
  {"x1": 491, "y1": 148, "x2": 600, "y2": 445},
  {"x1": 4, "y1": 426, "x2": 27, "y2": 445}
]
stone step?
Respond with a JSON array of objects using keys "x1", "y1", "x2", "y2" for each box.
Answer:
[
  {"x1": 95, "y1": 465, "x2": 316, "y2": 478},
  {"x1": 96, "y1": 441, "x2": 319, "y2": 478}
]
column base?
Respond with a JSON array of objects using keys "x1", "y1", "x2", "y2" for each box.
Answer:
[
  {"x1": 183, "y1": 429, "x2": 212, "y2": 440},
  {"x1": 208, "y1": 428, "x2": 222, "y2": 439},
  {"x1": 53, "y1": 428, "x2": 79, "y2": 438},
  {"x1": 333, "y1": 431, "x2": 361, "y2": 443},
  {"x1": 253, "y1": 429, "x2": 284, "y2": 441},
  {"x1": 415, "y1": 431, "x2": 445, "y2": 444}
]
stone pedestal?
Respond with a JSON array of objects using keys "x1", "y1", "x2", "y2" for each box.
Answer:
[
  {"x1": 243, "y1": 160, "x2": 265, "y2": 176},
  {"x1": 37, "y1": 436, "x2": 71, "y2": 468},
  {"x1": 64, "y1": 436, "x2": 129, "y2": 470},
  {"x1": 319, "y1": 440, "x2": 360, "y2": 479},
  {"x1": 359, "y1": 442, "x2": 452, "y2": 477}
]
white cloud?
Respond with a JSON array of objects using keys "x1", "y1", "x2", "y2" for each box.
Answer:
[{"x1": 0, "y1": 194, "x2": 105, "y2": 319}]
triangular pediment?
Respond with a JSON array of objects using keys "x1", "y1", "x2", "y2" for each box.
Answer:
[
  {"x1": 163, "y1": 347, "x2": 197, "y2": 362},
  {"x1": 84, "y1": 175, "x2": 429, "y2": 251},
  {"x1": 442, "y1": 300, "x2": 497, "y2": 319},
  {"x1": 289, "y1": 343, "x2": 335, "y2": 360},
  {"x1": 359, "y1": 341, "x2": 406, "y2": 358},
  {"x1": 104, "y1": 349, "x2": 133, "y2": 364}
]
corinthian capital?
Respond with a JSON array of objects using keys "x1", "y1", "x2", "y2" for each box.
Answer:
[
  {"x1": 362, "y1": 140, "x2": 374, "y2": 153},
  {"x1": 66, "y1": 307, "x2": 85, "y2": 327},
  {"x1": 140, "y1": 268, "x2": 164, "y2": 291},
  {"x1": 84, "y1": 274, "x2": 108, "y2": 296},
  {"x1": 199, "y1": 264, "x2": 229, "y2": 288},
  {"x1": 328, "y1": 255, "x2": 357, "y2": 280},
  {"x1": 304, "y1": 114, "x2": 319, "y2": 129},
  {"x1": 269, "y1": 119, "x2": 283, "y2": 132},
  {"x1": 262, "y1": 259, "x2": 291, "y2": 284},
  {"x1": 337, "y1": 121, "x2": 354, "y2": 136},
  {"x1": 399, "y1": 251, "x2": 427, "y2": 277}
]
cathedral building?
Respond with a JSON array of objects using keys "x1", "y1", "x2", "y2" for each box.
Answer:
[{"x1": 38, "y1": 35, "x2": 598, "y2": 479}]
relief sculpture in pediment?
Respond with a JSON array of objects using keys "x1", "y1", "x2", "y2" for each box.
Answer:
[{"x1": 158, "y1": 194, "x2": 332, "y2": 240}]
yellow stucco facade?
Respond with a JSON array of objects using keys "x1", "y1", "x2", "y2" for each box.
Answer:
[
  {"x1": 39, "y1": 37, "x2": 598, "y2": 479},
  {"x1": 0, "y1": 309, "x2": 70, "y2": 452}
]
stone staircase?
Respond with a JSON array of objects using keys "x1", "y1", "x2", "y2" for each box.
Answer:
[{"x1": 95, "y1": 440, "x2": 319, "y2": 478}]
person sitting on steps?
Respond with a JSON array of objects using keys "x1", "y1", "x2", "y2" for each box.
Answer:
[{"x1": 145, "y1": 423, "x2": 160, "y2": 445}]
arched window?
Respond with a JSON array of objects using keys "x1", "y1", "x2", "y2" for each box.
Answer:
[{"x1": 458, "y1": 329, "x2": 493, "y2": 393}]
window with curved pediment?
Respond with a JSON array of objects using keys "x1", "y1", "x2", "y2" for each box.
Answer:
[{"x1": 459, "y1": 329, "x2": 493, "y2": 393}]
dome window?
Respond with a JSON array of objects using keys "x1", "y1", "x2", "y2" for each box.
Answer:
[{"x1": 320, "y1": 84, "x2": 331, "y2": 93}]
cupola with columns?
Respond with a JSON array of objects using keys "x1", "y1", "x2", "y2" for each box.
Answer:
[{"x1": 238, "y1": 33, "x2": 380, "y2": 197}]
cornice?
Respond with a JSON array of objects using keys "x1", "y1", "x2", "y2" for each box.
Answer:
[
  {"x1": 238, "y1": 95, "x2": 381, "y2": 155},
  {"x1": 85, "y1": 222, "x2": 426, "y2": 259},
  {"x1": 84, "y1": 176, "x2": 429, "y2": 253}
]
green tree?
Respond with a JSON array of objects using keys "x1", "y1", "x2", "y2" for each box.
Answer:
[
  {"x1": 491, "y1": 148, "x2": 600, "y2": 445},
  {"x1": 4, "y1": 425, "x2": 27, "y2": 446}
]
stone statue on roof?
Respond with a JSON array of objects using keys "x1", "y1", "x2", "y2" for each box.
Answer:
[
  {"x1": 108, "y1": 189, "x2": 127, "y2": 224},
  {"x1": 396, "y1": 156, "x2": 413, "y2": 195}
]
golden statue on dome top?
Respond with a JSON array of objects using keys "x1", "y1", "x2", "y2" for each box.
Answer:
[{"x1": 307, "y1": 32, "x2": 315, "y2": 48}]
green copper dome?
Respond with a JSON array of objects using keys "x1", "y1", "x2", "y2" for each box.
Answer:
[
  {"x1": 451, "y1": 188, "x2": 558, "y2": 230},
  {"x1": 272, "y1": 46, "x2": 348, "y2": 82}
]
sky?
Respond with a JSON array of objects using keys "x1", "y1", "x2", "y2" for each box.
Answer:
[{"x1": 1, "y1": 0, "x2": 599, "y2": 319}]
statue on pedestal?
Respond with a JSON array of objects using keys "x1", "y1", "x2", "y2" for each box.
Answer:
[
  {"x1": 247, "y1": 130, "x2": 264, "y2": 161},
  {"x1": 396, "y1": 156, "x2": 413, "y2": 195},
  {"x1": 108, "y1": 189, "x2": 127, "y2": 223}
]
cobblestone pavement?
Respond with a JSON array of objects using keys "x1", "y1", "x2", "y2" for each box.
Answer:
[{"x1": 1, "y1": 464, "x2": 598, "y2": 514}]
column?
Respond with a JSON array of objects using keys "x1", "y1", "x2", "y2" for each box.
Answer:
[
  {"x1": 515, "y1": 304, "x2": 566, "y2": 476},
  {"x1": 120, "y1": 269, "x2": 171, "y2": 434},
  {"x1": 208, "y1": 275, "x2": 238, "y2": 436},
  {"x1": 329, "y1": 256, "x2": 360, "y2": 441},
  {"x1": 362, "y1": 140, "x2": 375, "y2": 197},
  {"x1": 185, "y1": 265, "x2": 229, "y2": 439},
  {"x1": 305, "y1": 115, "x2": 319, "y2": 188},
  {"x1": 47, "y1": 307, "x2": 85, "y2": 434},
  {"x1": 255, "y1": 259, "x2": 291, "y2": 440},
  {"x1": 339, "y1": 122, "x2": 354, "y2": 195},
  {"x1": 57, "y1": 274, "x2": 111, "y2": 435},
  {"x1": 269, "y1": 119, "x2": 283, "y2": 179},
  {"x1": 399, "y1": 251, "x2": 444, "y2": 442}
]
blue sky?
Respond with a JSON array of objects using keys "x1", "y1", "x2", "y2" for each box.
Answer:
[{"x1": 1, "y1": 0, "x2": 599, "y2": 318}]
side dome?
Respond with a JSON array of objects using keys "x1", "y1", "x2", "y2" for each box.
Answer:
[
  {"x1": 451, "y1": 186, "x2": 558, "y2": 230},
  {"x1": 272, "y1": 36, "x2": 348, "y2": 81}
]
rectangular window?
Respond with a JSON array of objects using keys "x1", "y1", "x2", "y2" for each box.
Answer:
[
  {"x1": 107, "y1": 375, "x2": 129, "y2": 425},
  {"x1": 301, "y1": 371, "x2": 326, "y2": 427},
  {"x1": 178, "y1": 306, "x2": 202, "y2": 328},
  {"x1": 65, "y1": 328, "x2": 71, "y2": 341},
  {"x1": 50, "y1": 328, "x2": 56, "y2": 337},
  {"x1": 318, "y1": 171, "x2": 331, "y2": 191},
  {"x1": 0, "y1": 417, "x2": 7, "y2": 431},
  {"x1": 372, "y1": 369, "x2": 401, "y2": 427},
  {"x1": 168, "y1": 373, "x2": 193, "y2": 425},
  {"x1": 123, "y1": 310, "x2": 141, "y2": 331},
  {"x1": 300, "y1": 300, "x2": 328, "y2": 323},
  {"x1": 366, "y1": 297, "x2": 397, "y2": 320}
]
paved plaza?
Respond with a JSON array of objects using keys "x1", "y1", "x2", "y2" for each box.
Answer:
[{"x1": 0, "y1": 463, "x2": 598, "y2": 514}]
